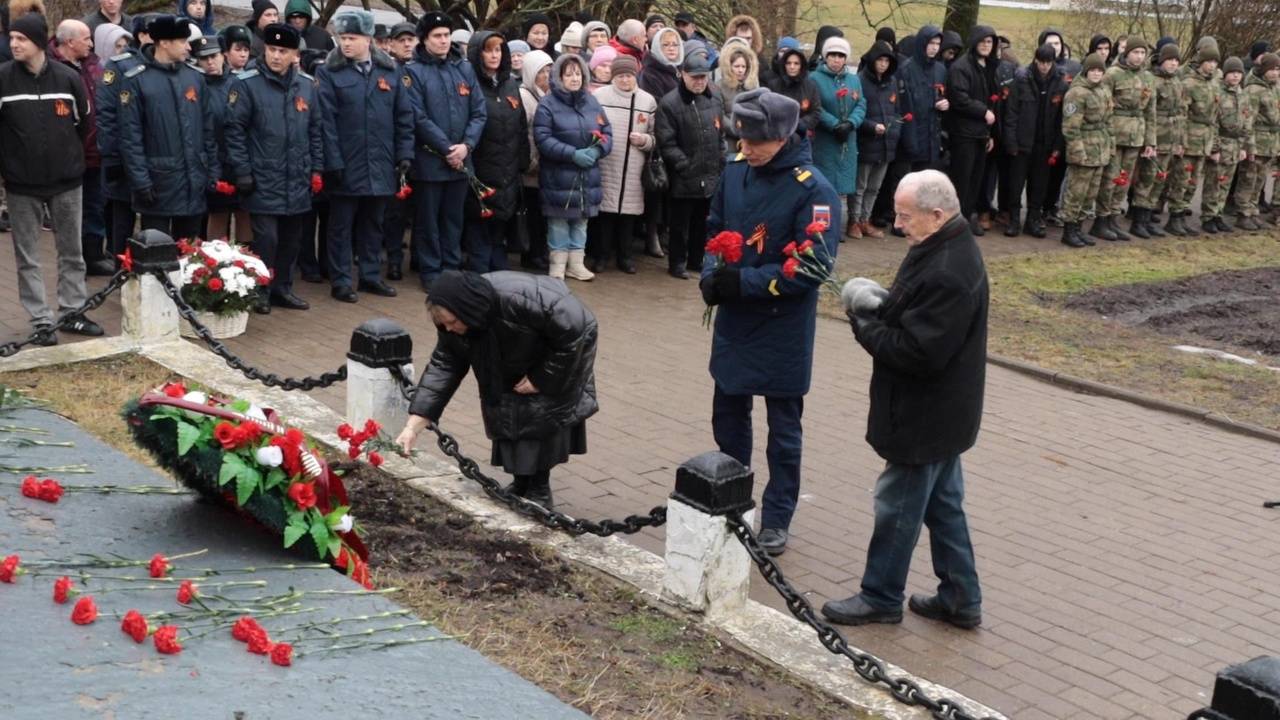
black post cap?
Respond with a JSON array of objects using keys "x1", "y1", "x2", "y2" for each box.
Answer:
[
  {"x1": 128, "y1": 229, "x2": 179, "y2": 272},
  {"x1": 1196, "y1": 656, "x2": 1280, "y2": 720},
  {"x1": 671, "y1": 451, "x2": 755, "y2": 516},
  {"x1": 347, "y1": 318, "x2": 413, "y2": 368}
]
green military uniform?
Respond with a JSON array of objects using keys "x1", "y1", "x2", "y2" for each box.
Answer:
[
  {"x1": 1133, "y1": 43, "x2": 1185, "y2": 237},
  {"x1": 1200, "y1": 57, "x2": 1251, "y2": 229},
  {"x1": 1059, "y1": 53, "x2": 1112, "y2": 247},
  {"x1": 1167, "y1": 47, "x2": 1220, "y2": 228},
  {"x1": 1233, "y1": 54, "x2": 1280, "y2": 226},
  {"x1": 1097, "y1": 39, "x2": 1157, "y2": 232}
]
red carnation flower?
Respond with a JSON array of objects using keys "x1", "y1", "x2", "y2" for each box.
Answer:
[
  {"x1": 247, "y1": 627, "x2": 273, "y2": 655},
  {"x1": 238, "y1": 421, "x2": 263, "y2": 443},
  {"x1": 836, "y1": 87, "x2": 849, "y2": 99},
  {"x1": 805, "y1": 220, "x2": 828, "y2": 237},
  {"x1": 203, "y1": 256, "x2": 217, "y2": 268},
  {"x1": 153, "y1": 625, "x2": 182, "y2": 654},
  {"x1": 347, "y1": 443, "x2": 362, "y2": 460},
  {"x1": 363, "y1": 419, "x2": 380, "y2": 435},
  {"x1": 781, "y1": 241, "x2": 797, "y2": 257},
  {"x1": 192, "y1": 267, "x2": 208, "y2": 280},
  {"x1": 20, "y1": 475, "x2": 40, "y2": 498},
  {"x1": 782, "y1": 257, "x2": 801, "y2": 279},
  {"x1": 287, "y1": 482, "x2": 317, "y2": 511},
  {"x1": 591, "y1": 130, "x2": 607, "y2": 144},
  {"x1": 162, "y1": 382, "x2": 187, "y2": 398},
  {"x1": 902, "y1": 112, "x2": 914, "y2": 122},
  {"x1": 71, "y1": 595, "x2": 98, "y2": 625},
  {"x1": 38, "y1": 478, "x2": 64, "y2": 503},
  {"x1": 232, "y1": 616, "x2": 261, "y2": 642},
  {"x1": 257, "y1": 274, "x2": 271, "y2": 286},
  {"x1": 149, "y1": 553, "x2": 170, "y2": 578},
  {"x1": 990, "y1": 94, "x2": 1000, "y2": 103},
  {"x1": 271, "y1": 642, "x2": 294, "y2": 667},
  {"x1": 53, "y1": 576, "x2": 74, "y2": 604},
  {"x1": 176, "y1": 239, "x2": 194, "y2": 255},
  {"x1": 336, "y1": 423, "x2": 354, "y2": 440},
  {"x1": 368, "y1": 452, "x2": 384, "y2": 468},
  {"x1": 395, "y1": 184, "x2": 413, "y2": 201},
  {"x1": 214, "y1": 180, "x2": 236, "y2": 196},
  {"x1": 177, "y1": 580, "x2": 197, "y2": 605},
  {"x1": 1156, "y1": 171, "x2": 1169, "y2": 180},
  {"x1": 0, "y1": 554, "x2": 20, "y2": 583},
  {"x1": 797, "y1": 239, "x2": 815, "y2": 255},
  {"x1": 1218, "y1": 174, "x2": 1229, "y2": 182},
  {"x1": 1185, "y1": 163, "x2": 1195, "y2": 172},
  {"x1": 121, "y1": 610, "x2": 149, "y2": 643},
  {"x1": 208, "y1": 278, "x2": 225, "y2": 292},
  {"x1": 310, "y1": 173, "x2": 324, "y2": 195}
]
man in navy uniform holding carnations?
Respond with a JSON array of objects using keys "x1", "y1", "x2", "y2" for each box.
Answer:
[{"x1": 699, "y1": 87, "x2": 840, "y2": 556}]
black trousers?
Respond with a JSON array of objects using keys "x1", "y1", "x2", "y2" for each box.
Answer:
[
  {"x1": 1006, "y1": 145, "x2": 1054, "y2": 214},
  {"x1": 520, "y1": 186, "x2": 548, "y2": 264},
  {"x1": 871, "y1": 156, "x2": 910, "y2": 223},
  {"x1": 296, "y1": 203, "x2": 329, "y2": 280},
  {"x1": 140, "y1": 214, "x2": 203, "y2": 240},
  {"x1": 668, "y1": 196, "x2": 710, "y2": 272},
  {"x1": 107, "y1": 199, "x2": 135, "y2": 256},
  {"x1": 948, "y1": 138, "x2": 989, "y2": 220},
  {"x1": 1045, "y1": 156, "x2": 1068, "y2": 214},
  {"x1": 382, "y1": 195, "x2": 409, "y2": 269},
  {"x1": 327, "y1": 195, "x2": 387, "y2": 289},
  {"x1": 591, "y1": 212, "x2": 637, "y2": 265},
  {"x1": 462, "y1": 216, "x2": 510, "y2": 273},
  {"x1": 250, "y1": 213, "x2": 307, "y2": 297}
]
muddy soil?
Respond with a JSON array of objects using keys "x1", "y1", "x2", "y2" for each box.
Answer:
[{"x1": 1059, "y1": 267, "x2": 1280, "y2": 358}]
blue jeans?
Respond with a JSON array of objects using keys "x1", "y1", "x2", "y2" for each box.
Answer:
[
  {"x1": 859, "y1": 456, "x2": 981, "y2": 612},
  {"x1": 711, "y1": 385, "x2": 804, "y2": 531},
  {"x1": 546, "y1": 217, "x2": 587, "y2": 251}
]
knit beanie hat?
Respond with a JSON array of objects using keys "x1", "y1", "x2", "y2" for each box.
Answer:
[
  {"x1": 1260, "y1": 53, "x2": 1280, "y2": 74},
  {"x1": 1250, "y1": 41, "x2": 1271, "y2": 60},
  {"x1": 1158, "y1": 43, "x2": 1180, "y2": 64},
  {"x1": 10, "y1": 13, "x2": 46, "y2": 48},
  {"x1": 610, "y1": 54, "x2": 639, "y2": 77},
  {"x1": 589, "y1": 45, "x2": 617, "y2": 71},
  {"x1": 250, "y1": 0, "x2": 276, "y2": 28},
  {"x1": 1083, "y1": 53, "x2": 1105, "y2": 73},
  {"x1": 507, "y1": 39, "x2": 530, "y2": 56},
  {"x1": 823, "y1": 36, "x2": 852, "y2": 58},
  {"x1": 557, "y1": 21, "x2": 582, "y2": 50},
  {"x1": 1223, "y1": 56, "x2": 1244, "y2": 75},
  {"x1": 732, "y1": 87, "x2": 800, "y2": 141},
  {"x1": 644, "y1": 15, "x2": 667, "y2": 31},
  {"x1": 1125, "y1": 36, "x2": 1148, "y2": 55},
  {"x1": 1193, "y1": 43, "x2": 1220, "y2": 65}
]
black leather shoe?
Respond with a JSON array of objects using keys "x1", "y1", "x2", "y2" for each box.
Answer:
[
  {"x1": 60, "y1": 315, "x2": 104, "y2": 336},
  {"x1": 359, "y1": 280, "x2": 397, "y2": 297},
  {"x1": 271, "y1": 292, "x2": 310, "y2": 310},
  {"x1": 757, "y1": 528, "x2": 788, "y2": 556},
  {"x1": 301, "y1": 272, "x2": 323, "y2": 284},
  {"x1": 668, "y1": 267, "x2": 688, "y2": 280},
  {"x1": 617, "y1": 259, "x2": 636, "y2": 274},
  {"x1": 524, "y1": 476, "x2": 553, "y2": 509},
  {"x1": 331, "y1": 286, "x2": 357, "y2": 303},
  {"x1": 386, "y1": 265, "x2": 403, "y2": 281},
  {"x1": 31, "y1": 324, "x2": 58, "y2": 347},
  {"x1": 908, "y1": 593, "x2": 982, "y2": 629},
  {"x1": 86, "y1": 259, "x2": 117, "y2": 276},
  {"x1": 821, "y1": 595, "x2": 903, "y2": 626}
]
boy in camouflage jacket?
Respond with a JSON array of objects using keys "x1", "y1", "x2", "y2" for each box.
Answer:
[
  {"x1": 1199, "y1": 56, "x2": 1251, "y2": 233},
  {"x1": 1233, "y1": 53, "x2": 1280, "y2": 229},
  {"x1": 1167, "y1": 45, "x2": 1220, "y2": 236},
  {"x1": 1059, "y1": 53, "x2": 1112, "y2": 248},
  {"x1": 1095, "y1": 37, "x2": 1156, "y2": 240},
  {"x1": 1133, "y1": 43, "x2": 1184, "y2": 237}
]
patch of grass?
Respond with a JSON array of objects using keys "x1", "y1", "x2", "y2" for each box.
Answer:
[{"x1": 610, "y1": 611, "x2": 685, "y2": 643}]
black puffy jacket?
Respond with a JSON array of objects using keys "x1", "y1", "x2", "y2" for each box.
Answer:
[
  {"x1": 766, "y1": 48, "x2": 822, "y2": 137},
  {"x1": 466, "y1": 31, "x2": 530, "y2": 221},
  {"x1": 409, "y1": 272, "x2": 599, "y2": 441},
  {"x1": 853, "y1": 214, "x2": 988, "y2": 465},
  {"x1": 900, "y1": 25, "x2": 947, "y2": 165},
  {"x1": 0, "y1": 56, "x2": 88, "y2": 198},
  {"x1": 656, "y1": 80, "x2": 725, "y2": 199},
  {"x1": 1003, "y1": 62, "x2": 1068, "y2": 155},
  {"x1": 856, "y1": 42, "x2": 914, "y2": 165},
  {"x1": 945, "y1": 25, "x2": 999, "y2": 141}
]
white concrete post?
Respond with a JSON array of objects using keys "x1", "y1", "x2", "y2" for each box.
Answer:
[
  {"x1": 663, "y1": 452, "x2": 755, "y2": 620},
  {"x1": 345, "y1": 319, "x2": 415, "y2": 434},
  {"x1": 121, "y1": 230, "x2": 181, "y2": 342}
]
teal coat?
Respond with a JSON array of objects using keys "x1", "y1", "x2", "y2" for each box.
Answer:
[{"x1": 811, "y1": 64, "x2": 866, "y2": 194}]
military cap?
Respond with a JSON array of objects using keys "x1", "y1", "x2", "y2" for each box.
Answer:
[
  {"x1": 732, "y1": 87, "x2": 799, "y2": 141},
  {"x1": 332, "y1": 9, "x2": 374, "y2": 37},
  {"x1": 416, "y1": 11, "x2": 451, "y2": 38},
  {"x1": 189, "y1": 35, "x2": 221, "y2": 58},
  {"x1": 262, "y1": 22, "x2": 301, "y2": 49},
  {"x1": 148, "y1": 15, "x2": 192, "y2": 42},
  {"x1": 220, "y1": 25, "x2": 252, "y2": 49},
  {"x1": 390, "y1": 22, "x2": 416, "y2": 39}
]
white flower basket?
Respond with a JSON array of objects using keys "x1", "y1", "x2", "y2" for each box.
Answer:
[{"x1": 180, "y1": 310, "x2": 249, "y2": 339}]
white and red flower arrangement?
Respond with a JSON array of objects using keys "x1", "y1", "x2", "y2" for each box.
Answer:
[{"x1": 176, "y1": 238, "x2": 272, "y2": 316}]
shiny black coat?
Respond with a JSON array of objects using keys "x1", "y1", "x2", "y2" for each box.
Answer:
[
  {"x1": 656, "y1": 82, "x2": 725, "y2": 199},
  {"x1": 466, "y1": 31, "x2": 530, "y2": 221},
  {"x1": 409, "y1": 272, "x2": 599, "y2": 441}
]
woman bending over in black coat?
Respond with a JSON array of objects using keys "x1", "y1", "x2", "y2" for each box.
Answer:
[{"x1": 395, "y1": 271, "x2": 599, "y2": 509}]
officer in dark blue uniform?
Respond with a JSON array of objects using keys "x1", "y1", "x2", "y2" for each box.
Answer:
[
  {"x1": 117, "y1": 15, "x2": 218, "y2": 239},
  {"x1": 315, "y1": 9, "x2": 413, "y2": 303},
  {"x1": 700, "y1": 87, "x2": 841, "y2": 556},
  {"x1": 382, "y1": 21, "x2": 418, "y2": 280},
  {"x1": 97, "y1": 14, "x2": 155, "y2": 259},
  {"x1": 224, "y1": 23, "x2": 324, "y2": 313}
]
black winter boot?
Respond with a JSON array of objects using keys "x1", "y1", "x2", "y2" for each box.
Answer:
[
  {"x1": 1163, "y1": 212, "x2": 1186, "y2": 236},
  {"x1": 524, "y1": 471, "x2": 554, "y2": 510},
  {"x1": 1109, "y1": 215, "x2": 1131, "y2": 241},
  {"x1": 1024, "y1": 209, "x2": 1046, "y2": 238},
  {"x1": 1144, "y1": 209, "x2": 1166, "y2": 237},
  {"x1": 1128, "y1": 209, "x2": 1151, "y2": 239},
  {"x1": 505, "y1": 475, "x2": 531, "y2": 497},
  {"x1": 1089, "y1": 216, "x2": 1118, "y2": 241},
  {"x1": 1004, "y1": 210, "x2": 1021, "y2": 237},
  {"x1": 1061, "y1": 222, "x2": 1087, "y2": 247}
]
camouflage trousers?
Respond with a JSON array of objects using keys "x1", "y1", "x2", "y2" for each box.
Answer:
[
  {"x1": 1097, "y1": 145, "x2": 1143, "y2": 216},
  {"x1": 1061, "y1": 164, "x2": 1107, "y2": 223},
  {"x1": 1233, "y1": 156, "x2": 1275, "y2": 216},
  {"x1": 1132, "y1": 152, "x2": 1177, "y2": 210},
  {"x1": 1168, "y1": 155, "x2": 1206, "y2": 213},
  {"x1": 1201, "y1": 156, "x2": 1241, "y2": 217}
]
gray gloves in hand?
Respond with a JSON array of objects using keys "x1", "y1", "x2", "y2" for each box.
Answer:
[{"x1": 841, "y1": 277, "x2": 889, "y2": 316}]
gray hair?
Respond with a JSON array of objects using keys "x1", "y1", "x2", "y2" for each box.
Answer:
[
  {"x1": 56, "y1": 19, "x2": 90, "y2": 45},
  {"x1": 898, "y1": 170, "x2": 961, "y2": 216}
]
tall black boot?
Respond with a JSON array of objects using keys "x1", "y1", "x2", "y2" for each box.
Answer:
[
  {"x1": 615, "y1": 230, "x2": 636, "y2": 273},
  {"x1": 1144, "y1": 208, "x2": 1167, "y2": 237},
  {"x1": 1089, "y1": 216, "x2": 1118, "y2": 241},
  {"x1": 524, "y1": 470, "x2": 553, "y2": 510},
  {"x1": 1164, "y1": 212, "x2": 1186, "y2": 236},
  {"x1": 1128, "y1": 209, "x2": 1151, "y2": 239},
  {"x1": 1108, "y1": 215, "x2": 1131, "y2": 241},
  {"x1": 1061, "y1": 222, "x2": 1086, "y2": 247},
  {"x1": 1024, "y1": 208, "x2": 1046, "y2": 238},
  {"x1": 505, "y1": 475, "x2": 531, "y2": 498}
]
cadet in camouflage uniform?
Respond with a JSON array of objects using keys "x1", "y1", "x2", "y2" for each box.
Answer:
[
  {"x1": 1233, "y1": 53, "x2": 1280, "y2": 229},
  {"x1": 1199, "y1": 56, "x2": 1251, "y2": 233},
  {"x1": 1166, "y1": 44, "x2": 1220, "y2": 236},
  {"x1": 1059, "y1": 53, "x2": 1111, "y2": 248},
  {"x1": 1094, "y1": 37, "x2": 1156, "y2": 241},
  {"x1": 1133, "y1": 43, "x2": 1183, "y2": 237}
]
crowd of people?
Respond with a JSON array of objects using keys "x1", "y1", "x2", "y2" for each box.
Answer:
[{"x1": 2, "y1": 2, "x2": 1278, "y2": 344}]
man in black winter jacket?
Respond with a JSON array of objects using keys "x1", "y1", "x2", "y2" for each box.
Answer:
[
  {"x1": 822, "y1": 170, "x2": 986, "y2": 629},
  {"x1": 0, "y1": 13, "x2": 104, "y2": 346},
  {"x1": 945, "y1": 25, "x2": 999, "y2": 235},
  {"x1": 1003, "y1": 43, "x2": 1068, "y2": 237}
]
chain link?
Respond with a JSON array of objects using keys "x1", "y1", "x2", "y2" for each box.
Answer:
[
  {"x1": 725, "y1": 514, "x2": 996, "y2": 720},
  {"x1": 387, "y1": 363, "x2": 418, "y2": 402},
  {"x1": 153, "y1": 271, "x2": 347, "y2": 391},
  {"x1": 0, "y1": 270, "x2": 130, "y2": 357}
]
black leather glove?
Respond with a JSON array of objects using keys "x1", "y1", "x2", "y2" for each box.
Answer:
[
  {"x1": 324, "y1": 169, "x2": 343, "y2": 189},
  {"x1": 699, "y1": 274, "x2": 720, "y2": 306},
  {"x1": 134, "y1": 187, "x2": 157, "y2": 206},
  {"x1": 847, "y1": 308, "x2": 874, "y2": 337},
  {"x1": 713, "y1": 265, "x2": 741, "y2": 301},
  {"x1": 396, "y1": 159, "x2": 412, "y2": 177},
  {"x1": 833, "y1": 121, "x2": 854, "y2": 142},
  {"x1": 235, "y1": 176, "x2": 255, "y2": 195}
]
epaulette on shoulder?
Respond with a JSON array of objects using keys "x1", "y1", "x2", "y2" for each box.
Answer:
[
  {"x1": 793, "y1": 167, "x2": 817, "y2": 186},
  {"x1": 298, "y1": 71, "x2": 314, "y2": 81},
  {"x1": 124, "y1": 64, "x2": 146, "y2": 78},
  {"x1": 110, "y1": 52, "x2": 132, "y2": 62},
  {"x1": 236, "y1": 69, "x2": 260, "y2": 80}
]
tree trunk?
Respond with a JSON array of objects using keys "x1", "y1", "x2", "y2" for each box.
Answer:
[
  {"x1": 944, "y1": 0, "x2": 979, "y2": 40},
  {"x1": 48, "y1": 0, "x2": 86, "y2": 25}
]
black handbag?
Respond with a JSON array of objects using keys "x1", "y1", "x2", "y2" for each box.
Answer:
[
  {"x1": 642, "y1": 147, "x2": 668, "y2": 193},
  {"x1": 509, "y1": 190, "x2": 531, "y2": 253}
]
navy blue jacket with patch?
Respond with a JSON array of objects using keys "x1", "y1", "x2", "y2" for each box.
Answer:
[
  {"x1": 403, "y1": 44, "x2": 486, "y2": 182},
  {"x1": 316, "y1": 48, "x2": 414, "y2": 197},
  {"x1": 702, "y1": 137, "x2": 840, "y2": 398},
  {"x1": 224, "y1": 64, "x2": 324, "y2": 216},
  {"x1": 96, "y1": 48, "x2": 144, "y2": 201},
  {"x1": 117, "y1": 47, "x2": 218, "y2": 217},
  {"x1": 899, "y1": 25, "x2": 948, "y2": 165}
]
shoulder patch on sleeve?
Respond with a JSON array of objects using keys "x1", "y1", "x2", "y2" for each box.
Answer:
[{"x1": 124, "y1": 65, "x2": 146, "y2": 78}]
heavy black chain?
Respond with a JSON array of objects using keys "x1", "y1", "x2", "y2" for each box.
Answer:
[
  {"x1": 387, "y1": 363, "x2": 418, "y2": 402},
  {"x1": 153, "y1": 271, "x2": 347, "y2": 391},
  {"x1": 726, "y1": 514, "x2": 996, "y2": 720},
  {"x1": 0, "y1": 270, "x2": 130, "y2": 357}
]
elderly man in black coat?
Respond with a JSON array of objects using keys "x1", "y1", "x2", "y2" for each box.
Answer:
[{"x1": 822, "y1": 169, "x2": 987, "y2": 629}]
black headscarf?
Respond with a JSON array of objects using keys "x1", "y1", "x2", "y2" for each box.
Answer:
[{"x1": 429, "y1": 271, "x2": 499, "y2": 333}]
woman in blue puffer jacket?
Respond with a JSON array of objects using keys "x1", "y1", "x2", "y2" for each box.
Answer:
[{"x1": 533, "y1": 53, "x2": 612, "y2": 281}]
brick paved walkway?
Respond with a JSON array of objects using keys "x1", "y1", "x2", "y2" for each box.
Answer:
[{"x1": 4, "y1": 232, "x2": 1278, "y2": 719}]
